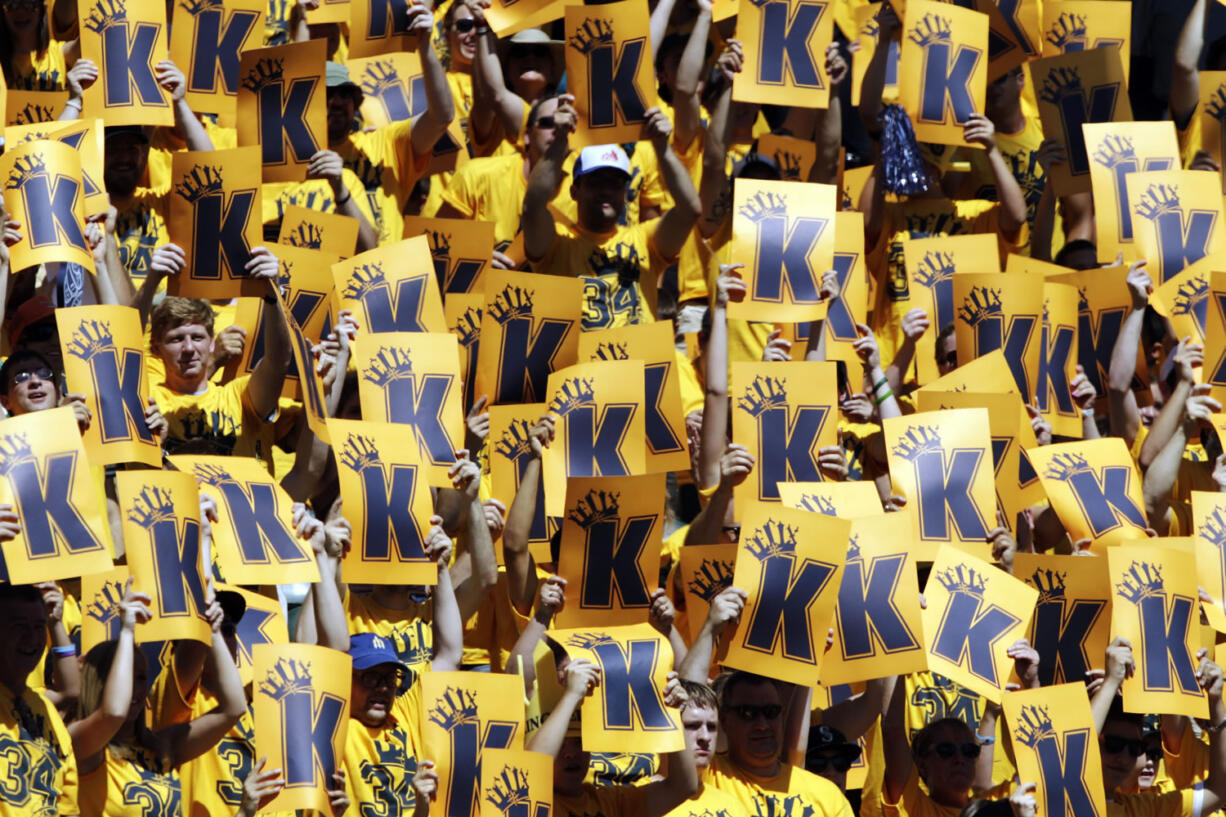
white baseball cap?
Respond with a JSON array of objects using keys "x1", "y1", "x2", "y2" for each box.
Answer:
[{"x1": 573, "y1": 144, "x2": 631, "y2": 180}]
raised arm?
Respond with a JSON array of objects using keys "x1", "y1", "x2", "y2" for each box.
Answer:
[
  {"x1": 523, "y1": 95, "x2": 573, "y2": 260},
  {"x1": 698, "y1": 42, "x2": 739, "y2": 239},
  {"x1": 245, "y1": 247, "x2": 292, "y2": 421},
  {"x1": 161, "y1": 597, "x2": 248, "y2": 767},
  {"x1": 503, "y1": 416, "x2": 554, "y2": 615},
  {"x1": 648, "y1": 107, "x2": 701, "y2": 261},
  {"x1": 697, "y1": 266, "x2": 741, "y2": 488},
  {"x1": 527, "y1": 658, "x2": 600, "y2": 757},
  {"x1": 69, "y1": 580, "x2": 151, "y2": 766},
  {"x1": 964, "y1": 114, "x2": 1026, "y2": 241},
  {"x1": 810, "y1": 43, "x2": 847, "y2": 184},
  {"x1": 881, "y1": 674, "x2": 913, "y2": 802},
  {"x1": 1198, "y1": 654, "x2": 1226, "y2": 814},
  {"x1": 468, "y1": 2, "x2": 528, "y2": 141},
  {"x1": 1106, "y1": 260, "x2": 1150, "y2": 447},
  {"x1": 1171, "y1": 0, "x2": 1209, "y2": 125},
  {"x1": 445, "y1": 450, "x2": 499, "y2": 620},
  {"x1": 685, "y1": 443, "x2": 754, "y2": 547},
  {"x1": 159, "y1": 61, "x2": 214, "y2": 151},
  {"x1": 428, "y1": 517, "x2": 465, "y2": 672},
  {"x1": 409, "y1": 1, "x2": 457, "y2": 157},
  {"x1": 307, "y1": 153, "x2": 379, "y2": 252},
  {"x1": 1139, "y1": 339, "x2": 1200, "y2": 469},
  {"x1": 504, "y1": 576, "x2": 566, "y2": 696},
  {"x1": 1091, "y1": 638, "x2": 1134, "y2": 733},
  {"x1": 677, "y1": 586, "x2": 746, "y2": 682},
  {"x1": 858, "y1": 2, "x2": 899, "y2": 136},
  {"x1": 641, "y1": 677, "x2": 701, "y2": 817},
  {"x1": 671, "y1": 0, "x2": 711, "y2": 151}
]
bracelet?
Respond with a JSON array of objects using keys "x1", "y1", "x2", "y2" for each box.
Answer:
[
  {"x1": 975, "y1": 734, "x2": 996, "y2": 745},
  {"x1": 872, "y1": 376, "x2": 888, "y2": 392},
  {"x1": 52, "y1": 644, "x2": 77, "y2": 657},
  {"x1": 63, "y1": 98, "x2": 82, "y2": 111},
  {"x1": 262, "y1": 293, "x2": 278, "y2": 304},
  {"x1": 873, "y1": 388, "x2": 894, "y2": 406},
  {"x1": 1209, "y1": 715, "x2": 1226, "y2": 733},
  {"x1": 476, "y1": 25, "x2": 490, "y2": 34},
  {"x1": 335, "y1": 189, "x2": 351, "y2": 206}
]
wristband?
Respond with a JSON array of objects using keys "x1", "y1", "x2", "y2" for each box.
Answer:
[
  {"x1": 335, "y1": 189, "x2": 351, "y2": 206},
  {"x1": 476, "y1": 25, "x2": 491, "y2": 34},
  {"x1": 873, "y1": 388, "x2": 894, "y2": 406},
  {"x1": 975, "y1": 734, "x2": 996, "y2": 745},
  {"x1": 1209, "y1": 715, "x2": 1226, "y2": 733},
  {"x1": 872, "y1": 376, "x2": 888, "y2": 392},
  {"x1": 263, "y1": 293, "x2": 278, "y2": 304},
  {"x1": 63, "y1": 98, "x2": 83, "y2": 111},
  {"x1": 52, "y1": 644, "x2": 77, "y2": 658}
]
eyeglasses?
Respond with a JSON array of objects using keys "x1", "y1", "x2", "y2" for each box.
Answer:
[
  {"x1": 534, "y1": 116, "x2": 556, "y2": 130},
  {"x1": 1101, "y1": 735, "x2": 1147, "y2": 757},
  {"x1": 356, "y1": 668, "x2": 405, "y2": 690},
  {"x1": 452, "y1": 17, "x2": 476, "y2": 32},
  {"x1": 722, "y1": 703, "x2": 783, "y2": 721},
  {"x1": 928, "y1": 742, "x2": 981, "y2": 760},
  {"x1": 807, "y1": 751, "x2": 859, "y2": 773},
  {"x1": 11, "y1": 367, "x2": 53, "y2": 386}
]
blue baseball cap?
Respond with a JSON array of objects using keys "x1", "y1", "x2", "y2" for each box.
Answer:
[{"x1": 348, "y1": 633, "x2": 408, "y2": 672}]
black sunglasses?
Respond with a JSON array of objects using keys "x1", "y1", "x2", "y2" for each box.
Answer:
[
  {"x1": 510, "y1": 45, "x2": 552, "y2": 60},
  {"x1": 452, "y1": 17, "x2": 476, "y2": 32},
  {"x1": 807, "y1": 751, "x2": 860, "y2": 773},
  {"x1": 1101, "y1": 735, "x2": 1147, "y2": 757},
  {"x1": 20, "y1": 323, "x2": 57, "y2": 343},
  {"x1": 534, "y1": 116, "x2": 556, "y2": 130},
  {"x1": 929, "y1": 742, "x2": 981, "y2": 760},
  {"x1": 722, "y1": 703, "x2": 783, "y2": 721},
  {"x1": 355, "y1": 668, "x2": 406, "y2": 690},
  {"x1": 11, "y1": 367, "x2": 53, "y2": 386}
]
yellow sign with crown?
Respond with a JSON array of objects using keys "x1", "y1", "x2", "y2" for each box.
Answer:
[{"x1": 922, "y1": 545, "x2": 1038, "y2": 703}]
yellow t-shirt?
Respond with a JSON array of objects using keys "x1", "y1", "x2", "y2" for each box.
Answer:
[
  {"x1": 437, "y1": 152, "x2": 574, "y2": 253},
  {"x1": 261, "y1": 170, "x2": 378, "y2": 238},
  {"x1": 151, "y1": 374, "x2": 280, "y2": 469},
  {"x1": 113, "y1": 190, "x2": 171, "y2": 284},
  {"x1": 882, "y1": 770, "x2": 962, "y2": 817},
  {"x1": 146, "y1": 120, "x2": 239, "y2": 196},
  {"x1": 869, "y1": 199, "x2": 1020, "y2": 366},
  {"x1": 585, "y1": 752, "x2": 660, "y2": 787},
  {"x1": 554, "y1": 781, "x2": 648, "y2": 817},
  {"x1": 8, "y1": 42, "x2": 69, "y2": 91},
  {"x1": 1162, "y1": 726, "x2": 1209, "y2": 790},
  {"x1": 80, "y1": 744, "x2": 181, "y2": 817},
  {"x1": 951, "y1": 114, "x2": 1052, "y2": 257},
  {"x1": 145, "y1": 661, "x2": 295, "y2": 817},
  {"x1": 1107, "y1": 789, "x2": 1198, "y2": 817},
  {"x1": 340, "y1": 701, "x2": 423, "y2": 817},
  {"x1": 264, "y1": 0, "x2": 295, "y2": 45},
  {"x1": 704, "y1": 754, "x2": 854, "y2": 817},
  {"x1": 335, "y1": 120, "x2": 429, "y2": 246},
  {"x1": 531, "y1": 220, "x2": 668, "y2": 330},
  {"x1": 0, "y1": 683, "x2": 78, "y2": 817},
  {"x1": 662, "y1": 783, "x2": 749, "y2": 817}
]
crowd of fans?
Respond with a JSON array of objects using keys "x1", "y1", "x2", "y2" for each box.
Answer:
[{"x1": 1, "y1": 0, "x2": 1226, "y2": 814}]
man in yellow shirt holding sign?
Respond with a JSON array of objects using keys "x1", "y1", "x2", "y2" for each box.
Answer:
[{"x1": 521, "y1": 96, "x2": 700, "y2": 330}]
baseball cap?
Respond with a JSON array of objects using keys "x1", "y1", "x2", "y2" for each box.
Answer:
[
  {"x1": 326, "y1": 61, "x2": 364, "y2": 102},
  {"x1": 349, "y1": 633, "x2": 408, "y2": 672},
  {"x1": 103, "y1": 124, "x2": 150, "y2": 144},
  {"x1": 8, "y1": 296, "x2": 56, "y2": 346},
  {"x1": 806, "y1": 724, "x2": 861, "y2": 761},
  {"x1": 573, "y1": 144, "x2": 632, "y2": 180}
]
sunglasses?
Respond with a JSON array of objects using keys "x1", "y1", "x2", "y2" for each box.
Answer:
[
  {"x1": 722, "y1": 703, "x2": 783, "y2": 721},
  {"x1": 355, "y1": 668, "x2": 405, "y2": 690},
  {"x1": 1101, "y1": 735, "x2": 1147, "y2": 758},
  {"x1": 20, "y1": 323, "x2": 57, "y2": 343},
  {"x1": 534, "y1": 116, "x2": 556, "y2": 130},
  {"x1": 11, "y1": 367, "x2": 53, "y2": 386},
  {"x1": 928, "y1": 742, "x2": 981, "y2": 760},
  {"x1": 807, "y1": 751, "x2": 859, "y2": 773},
  {"x1": 510, "y1": 45, "x2": 552, "y2": 60},
  {"x1": 452, "y1": 17, "x2": 476, "y2": 32}
]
